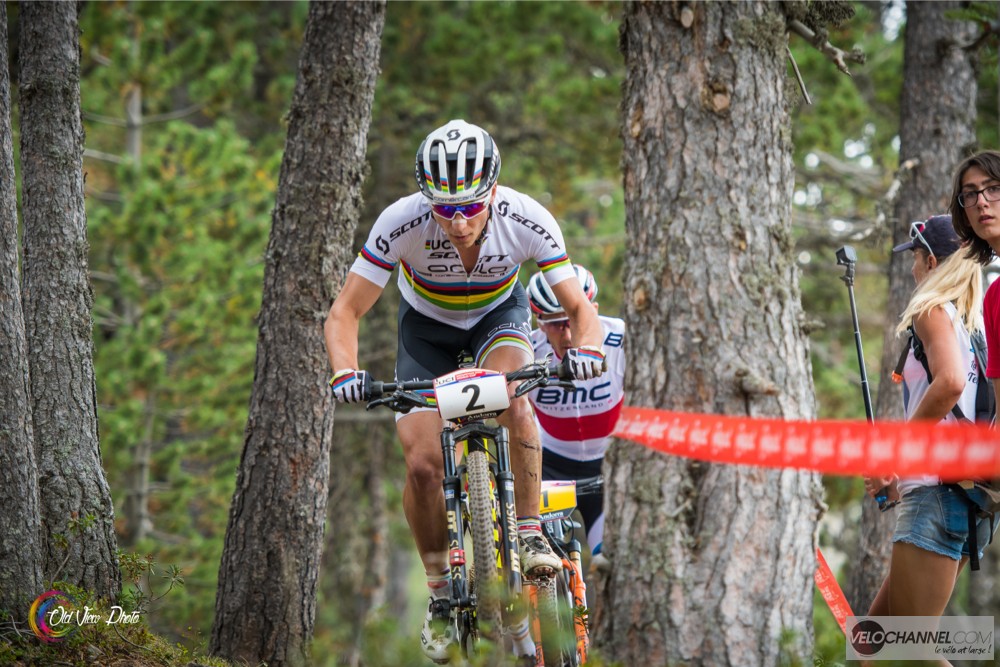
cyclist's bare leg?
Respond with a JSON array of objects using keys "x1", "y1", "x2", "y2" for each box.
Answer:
[
  {"x1": 481, "y1": 345, "x2": 541, "y2": 517},
  {"x1": 397, "y1": 410, "x2": 449, "y2": 576}
]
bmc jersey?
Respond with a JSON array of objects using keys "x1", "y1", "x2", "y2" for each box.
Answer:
[
  {"x1": 897, "y1": 302, "x2": 980, "y2": 496},
  {"x1": 528, "y1": 316, "x2": 626, "y2": 462},
  {"x1": 350, "y1": 186, "x2": 576, "y2": 329}
]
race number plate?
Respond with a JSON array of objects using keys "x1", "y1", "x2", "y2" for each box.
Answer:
[
  {"x1": 434, "y1": 369, "x2": 510, "y2": 421},
  {"x1": 540, "y1": 480, "x2": 578, "y2": 522}
]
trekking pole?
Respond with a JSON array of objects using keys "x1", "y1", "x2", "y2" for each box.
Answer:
[{"x1": 836, "y1": 246, "x2": 895, "y2": 511}]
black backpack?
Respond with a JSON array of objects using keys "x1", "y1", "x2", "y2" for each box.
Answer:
[
  {"x1": 893, "y1": 325, "x2": 998, "y2": 570},
  {"x1": 893, "y1": 326, "x2": 996, "y2": 425}
]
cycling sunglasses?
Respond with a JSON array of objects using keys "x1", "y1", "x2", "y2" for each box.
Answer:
[
  {"x1": 431, "y1": 198, "x2": 490, "y2": 221},
  {"x1": 909, "y1": 221, "x2": 934, "y2": 257}
]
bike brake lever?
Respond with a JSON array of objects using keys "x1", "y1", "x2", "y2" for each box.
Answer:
[
  {"x1": 513, "y1": 376, "x2": 545, "y2": 398},
  {"x1": 397, "y1": 390, "x2": 431, "y2": 407},
  {"x1": 548, "y1": 379, "x2": 577, "y2": 391},
  {"x1": 366, "y1": 396, "x2": 395, "y2": 411}
]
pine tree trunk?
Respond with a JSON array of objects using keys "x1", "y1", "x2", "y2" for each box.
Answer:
[
  {"x1": 851, "y1": 0, "x2": 978, "y2": 615},
  {"x1": 209, "y1": 3, "x2": 385, "y2": 666},
  {"x1": 596, "y1": 3, "x2": 822, "y2": 664},
  {"x1": 19, "y1": 0, "x2": 120, "y2": 600},
  {"x1": 0, "y1": 0, "x2": 43, "y2": 616}
]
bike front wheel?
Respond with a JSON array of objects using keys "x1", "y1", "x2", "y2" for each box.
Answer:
[{"x1": 466, "y1": 447, "x2": 503, "y2": 643}]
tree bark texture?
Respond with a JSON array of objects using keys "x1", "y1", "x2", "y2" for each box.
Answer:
[
  {"x1": 0, "y1": 0, "x2": 43, "y2": 616},
  {"x1": 597, "y1": 3, "x2": 823, "y2": 665},
  {"x1": 853, "y1": 0, "x2": 979, "y2": 615},
  {"x1": 19, "y1": 0, "x2": 120, "y2": 599},
  {"x1": 209, "y1": 3, "x2": 385, "y2": 666}
]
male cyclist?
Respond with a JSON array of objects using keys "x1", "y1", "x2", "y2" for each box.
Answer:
[
  {"x1": 324, "y1": 119, "x2": 606, "y2": 664},
  {"x1": 526, "y1": 266, "x2": 625, "y2": 562}
]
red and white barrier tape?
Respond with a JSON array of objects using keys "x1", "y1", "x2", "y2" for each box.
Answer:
[
  {"x1": 613, "y1": 407, "x2": 999, "y2": 480},
  {"x1": 814, "y1": 548, "x2": 853, "y2": 634}
]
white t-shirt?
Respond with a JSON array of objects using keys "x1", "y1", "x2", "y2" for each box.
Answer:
[
  {"x1": 897, "y1": 302, "x2": 980, "y2": 496},
  {"x1": 528, "y1": 316, "x2": 626, "y2": 461},
  {"x1": 350, "y1": 186, "x2": 576, "y2": 329}
]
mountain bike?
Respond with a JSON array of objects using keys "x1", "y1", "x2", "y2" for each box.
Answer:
[
  {"x1": 527, "y1": 475, "x2": 603, "y2": 666},
  {"x1": 365, "y1": 359, "x2": 573, "y2": 662}
]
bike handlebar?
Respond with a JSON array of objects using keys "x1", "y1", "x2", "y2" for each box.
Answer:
[
  {"x1": 366, "y1": 360, "x2": 573, "y2": 414},
  {"x1": 573, "y1": 474, "x2": 604, "y2": 497}
]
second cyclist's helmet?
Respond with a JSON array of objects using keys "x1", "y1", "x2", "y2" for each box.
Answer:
[
  {"x1": 527, "y1": 265, "x2": 598, "y2": 316},
  {"x1": 415, "y1": 119, "x2": 501, "y2": 204}
]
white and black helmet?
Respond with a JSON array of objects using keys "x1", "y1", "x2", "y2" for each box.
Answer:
[
  {"x1": 527, "y1": 265, "x2": 598, "y2": 316},
  {"x1": 415, "y1": 119, "x2": 501, "y2": 204}
]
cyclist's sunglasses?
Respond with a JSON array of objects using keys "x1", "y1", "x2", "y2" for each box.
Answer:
[
  {"x1": 909, "y1": 221, "x2": 934, "y2": 257},
  {"x1": 431, "y1": 198, "x2": 490, "y2": 221},
  {"x1": 539, "y1": 317, "x2": 571, "y2": 330}
]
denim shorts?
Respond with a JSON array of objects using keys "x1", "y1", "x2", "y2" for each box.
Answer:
[{"x1": 893, "y1": 485, "x2": 999, "y2": 561}]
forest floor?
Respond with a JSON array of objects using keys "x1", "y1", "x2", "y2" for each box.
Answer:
[{"x1": 0, "y1": 618, "x2": 232, "y2": 667}]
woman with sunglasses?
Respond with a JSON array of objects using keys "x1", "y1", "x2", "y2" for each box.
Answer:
[
  {"x1": 323, "y1": 119, "x2": 606, "y2": 664},
  {"x1": 865, "y1": 214, "x2": 993, "y2": 630}
]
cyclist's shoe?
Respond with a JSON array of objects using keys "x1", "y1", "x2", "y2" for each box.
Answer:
[
  {"x1": 519, "y1": 534, "x2": 562, "y2": 576},
  {"x1": 515, "y1": 654, "x2": 538, "y2": 667},
  {"x1": 420, "y1": 597, "x2": 457, "y2": 664}
]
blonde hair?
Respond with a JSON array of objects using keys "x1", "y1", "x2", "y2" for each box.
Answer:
[{"x1": 896, "y1": 250, "x2": 984, "y2": 336}]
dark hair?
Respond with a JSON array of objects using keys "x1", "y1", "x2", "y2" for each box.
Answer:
[{"x1": 950, "y1": 150, "x2": 1000, "y2": 266}]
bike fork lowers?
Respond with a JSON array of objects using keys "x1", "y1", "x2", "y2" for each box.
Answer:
[
  {"x1": 440, "y1": 427, "x2": 470, "y2": 609},
  {"x1": 490, "y1": 424, "x2": 522, "y2": 597}
]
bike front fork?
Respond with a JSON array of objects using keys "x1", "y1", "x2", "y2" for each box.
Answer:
[{"x1": 439, "y1": 423, "x2": 523, "y2": 616}]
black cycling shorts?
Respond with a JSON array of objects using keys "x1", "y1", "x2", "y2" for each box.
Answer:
[
  {"x1": 396, "y1": 283, "x2": 533, "y2": 384},
  {"x1": 541, "y1": 448, "x2": 603, "y2": 537}
]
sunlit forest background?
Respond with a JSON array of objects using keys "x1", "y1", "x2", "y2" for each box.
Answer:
[{"x1": 6, "y1": 1, "x2": 1000, "y2": 664}]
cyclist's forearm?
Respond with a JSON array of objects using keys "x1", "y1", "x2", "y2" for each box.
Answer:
[
  {"x1": 324, "y1": 307, "x2": 360, "y2": 371},
  {"x1": 567, "y1": 304, "x2": 603, "y2": 349},
  {"x1": 324, "y1": 273, "x2": 384, "y2": 372}
]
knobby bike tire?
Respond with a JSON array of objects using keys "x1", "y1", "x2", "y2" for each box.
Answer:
[
  {"x1": 536, "y1": 573, "x2": 582, "y2": 666},
  {"x1": 466, "y1": 448, "x2": 504, "y2": 643}
]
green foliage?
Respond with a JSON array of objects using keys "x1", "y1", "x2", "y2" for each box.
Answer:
[
  {"x1": 88, "y1": 117, "x2": 276, "y2": 642},
  {"x1": 74, "y1": 1, "x2": 284, "y2": 648}
]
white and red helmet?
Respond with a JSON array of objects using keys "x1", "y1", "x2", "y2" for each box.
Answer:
[{"x1": 527, "y1": 265, "x2": 598, "y2": 316}]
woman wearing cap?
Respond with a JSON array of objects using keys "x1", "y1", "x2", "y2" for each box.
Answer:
[{"x1": 865, "y1": 214, "x2": 994, "y2": 623}]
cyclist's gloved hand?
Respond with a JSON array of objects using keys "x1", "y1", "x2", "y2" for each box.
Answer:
[
  {"x1": 562, "y1": 346, "x2": 607, "y2": 380},
  {"x1": 329, "y1": 368, "x2": 370, "y2": 403}
]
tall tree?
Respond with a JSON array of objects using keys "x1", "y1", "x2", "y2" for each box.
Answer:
[
  {"x1": 209, "y1": 3, "x2": 385, "y2": 666},
  {"x1": 850, "y1": 0, "x2": 979, "y2": 614},
  {"x1": 596, "y1": 3, "x2": 822, "y2": 664},
  {"x1": 19, "y1": 0, "x2": 120, "y2": 599},
  {"x1": 0, "y1": 0, "x2": 43, "y2": 616}
]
